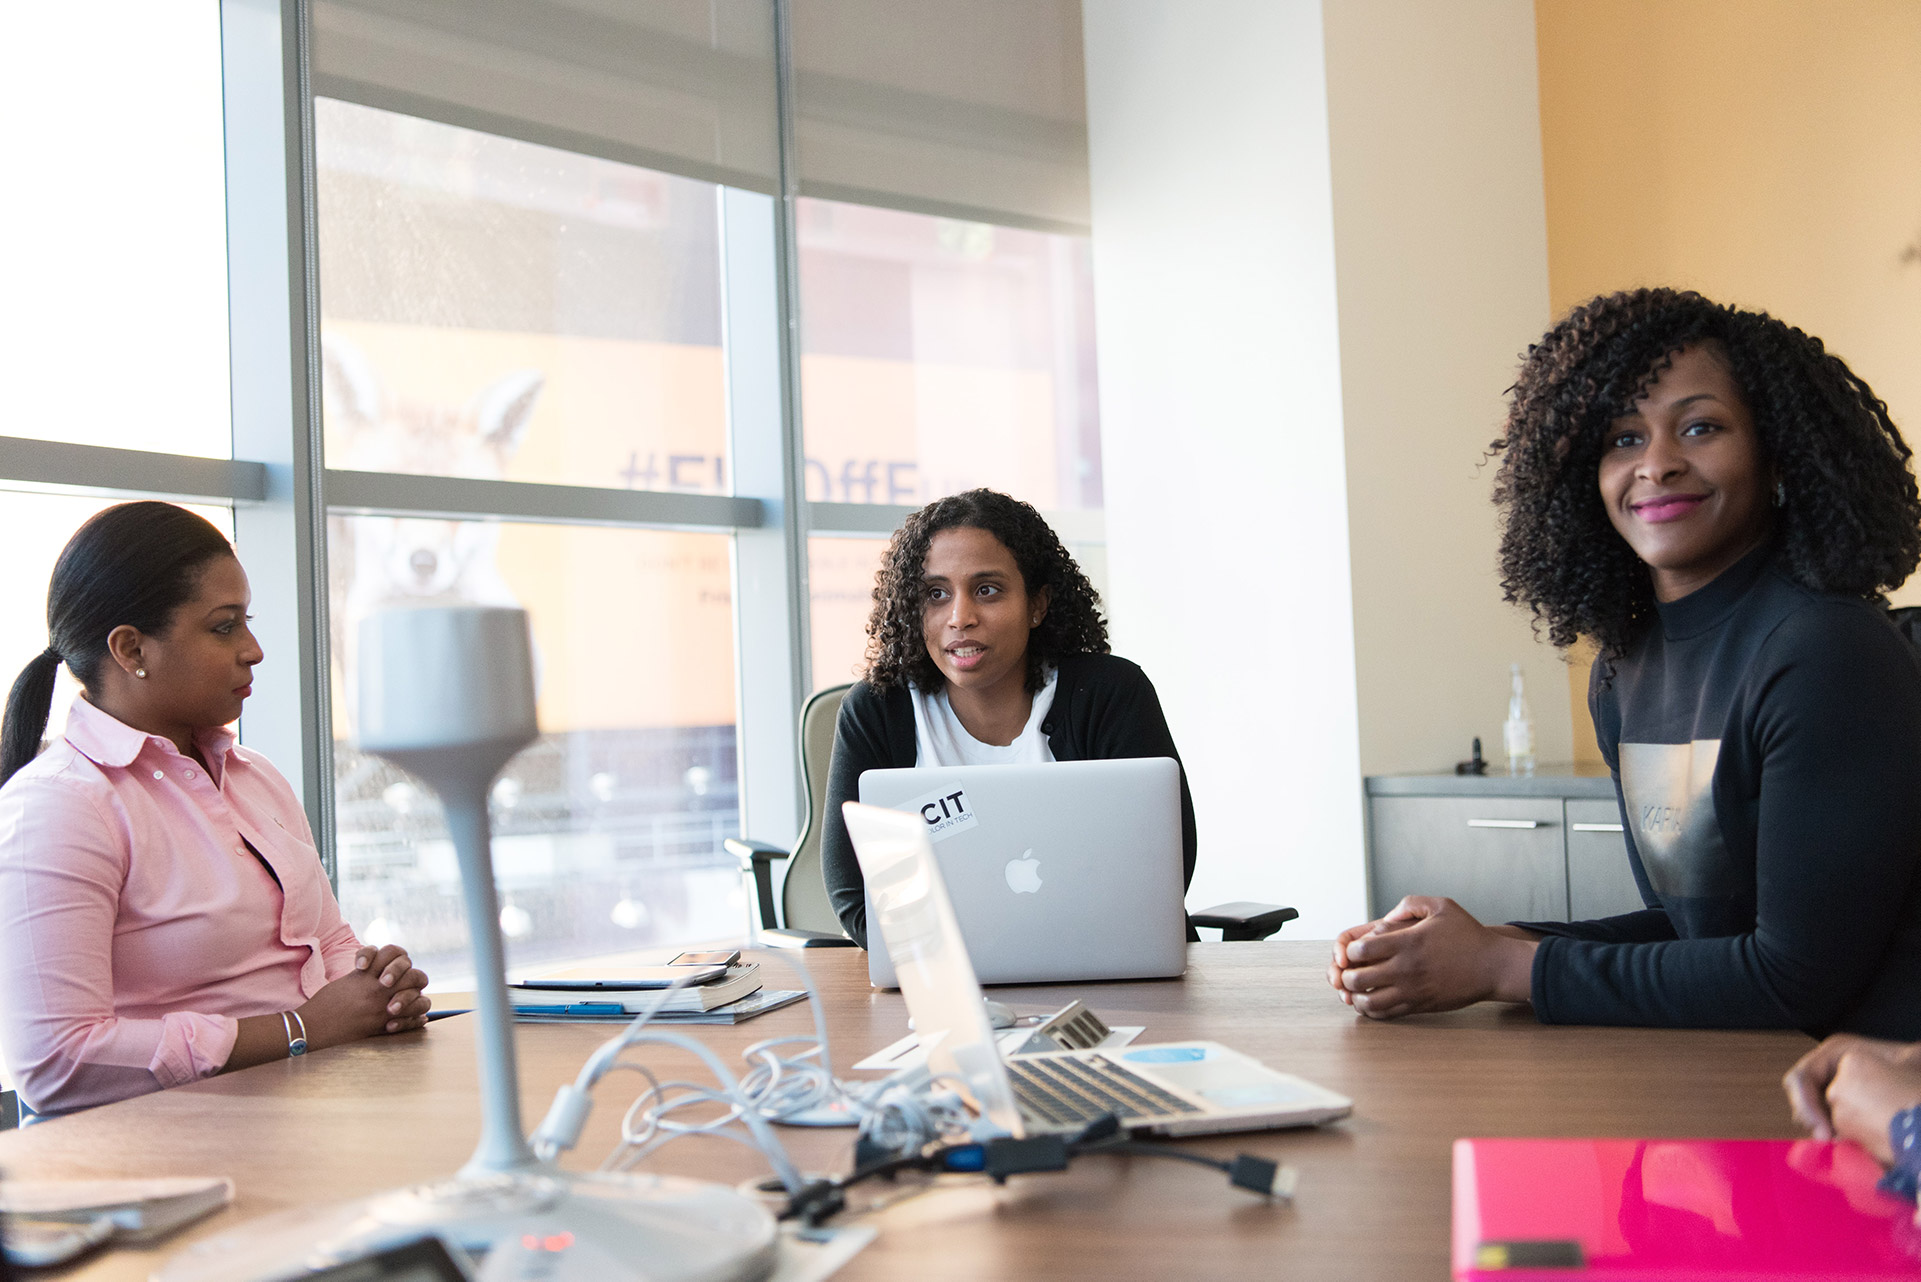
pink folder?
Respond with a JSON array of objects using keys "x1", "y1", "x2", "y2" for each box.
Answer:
[{"x1": 1453, "y1": 1138, "x2": 1921, "y2": 1279}]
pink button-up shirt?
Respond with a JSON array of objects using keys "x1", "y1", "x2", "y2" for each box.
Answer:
[{"x1": 0, "y1": 698, "x2": 360, "y2": 1115}]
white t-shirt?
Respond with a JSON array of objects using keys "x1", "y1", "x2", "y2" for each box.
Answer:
[{"x1": 910, "y1": 668, "x2": 1059, "y2": 767}]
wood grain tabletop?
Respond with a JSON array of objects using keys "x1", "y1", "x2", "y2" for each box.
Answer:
[{"x1": 0, "y1": 943, "x2": 1814, "y2": 1280}]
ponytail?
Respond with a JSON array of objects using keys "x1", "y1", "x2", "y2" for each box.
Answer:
[
  {"x1": 0, "y1": 649, "x2": 63, "y2": 788},
  {"x1": 0, "y1": 502, "x2": 233, "y2": 791}
]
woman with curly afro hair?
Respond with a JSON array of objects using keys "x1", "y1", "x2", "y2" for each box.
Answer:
[
  {"x1": 1329, "y1": 288, "x2": 1921, "y2": 1039},
  {"x1": 818, "y1": 488, "x2": 1197, "y2": 949}
]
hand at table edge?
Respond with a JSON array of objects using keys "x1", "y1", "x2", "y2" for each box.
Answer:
[{"x1": 1328, "y1": 896, "x2": 1538, "y2": 1020}]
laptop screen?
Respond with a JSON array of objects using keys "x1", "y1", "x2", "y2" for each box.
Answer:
[{"x1": 841, "y1": 800, "x2": 1023, "y2": 1137}]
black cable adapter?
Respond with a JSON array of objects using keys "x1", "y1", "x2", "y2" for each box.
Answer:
[{"x1": 783, "y1": 1113, "x2": 1291, "y2": 1226}]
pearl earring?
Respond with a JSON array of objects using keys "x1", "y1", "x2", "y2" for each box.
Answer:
[
  {"x1": 135, "y1": 668, "x2": 147, "y2": 678},
  {"x1": 1774, "y1": 480, "x2": 1787, "y2": 508}
]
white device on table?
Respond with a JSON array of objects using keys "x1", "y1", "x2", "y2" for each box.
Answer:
[
  {"x1": 157, "y1": 609, "x2": 776, "y2": 1282},
  {"x1": 1, "y1": 1214, "x2": 116, "y2": 1267},
  {"x1": 303, "y1": 1235, "x2": 476, "y2": 1280},
  {"x1": 843, "y1": 801, "x2": 1353, "y2": 1138},
  {"x1": 857, "y1": 758, "x2": 1187, "y2": 988}
]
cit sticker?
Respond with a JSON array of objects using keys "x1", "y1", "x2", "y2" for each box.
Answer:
[{"x1": 903, "y1": 784, "x2": 978, "y2": 842}]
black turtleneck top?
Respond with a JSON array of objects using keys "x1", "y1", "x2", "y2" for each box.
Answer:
[{"x1": 1520, "y1": 543, "x2": 1921, "y2": 1037}]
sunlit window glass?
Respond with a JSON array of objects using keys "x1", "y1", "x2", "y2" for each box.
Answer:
[
  {"x1": 0, "y1": 3, "x2": 231, "y2": 457},
  {"x1": 314, "y1": 99, "x2": 730, "y2": 494},
  {"x1": 808, "y1": 536, "x2": 889, "y2": 692},
  {"x1": 796, "y1": 198, "x2": 1102, "y2": 511},
  {"x1": 328, "y1": 520, "x2": 742, "y2": 979}
]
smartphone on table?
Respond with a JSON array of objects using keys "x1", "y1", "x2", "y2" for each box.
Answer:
[{"x1": 668, "y1": 950, "x2": 740, "y2": 967}]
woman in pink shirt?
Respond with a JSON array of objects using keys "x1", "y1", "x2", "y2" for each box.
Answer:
[{"x1": 0, "y1": 502, "x2": 430, "y2": 1117}]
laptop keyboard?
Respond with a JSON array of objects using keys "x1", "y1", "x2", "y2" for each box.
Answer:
[{"x1": 1007, "y1": 1053, "x2": 1203, "y2": 1129}]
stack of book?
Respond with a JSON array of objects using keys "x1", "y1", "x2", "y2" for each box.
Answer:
[{"x1": 505, "y1": 963, "x2": 806, "y2": 1024}]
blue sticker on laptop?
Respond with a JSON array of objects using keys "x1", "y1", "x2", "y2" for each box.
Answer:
[{"x1": 1123, "y1": 1047, "x2": 1208, "y2": 1064}]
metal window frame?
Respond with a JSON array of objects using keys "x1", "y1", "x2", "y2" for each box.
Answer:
[
  {"x1": 220, "y1": 0, "x2": 337, "y2": 864},
  {"x1": 0, "y1": 1, "x2": 805, "y2": 888},
  {"x1": 1, "y1": 0, "x2": 1101, "y2": 909},
  {"x1": 0, "y1": 438, "x2": 268, "y2": 505},
  {"x1": 325, "y1": 472, "x2": 764, "y2": 531}
]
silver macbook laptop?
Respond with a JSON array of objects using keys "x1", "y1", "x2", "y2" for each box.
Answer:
[
  {"x1": 857, "y1": 758, "x2": 1187, "y2": 988},
  {"x1": 842, "y1": 800, "x2": 1352, "y2": 1138}
]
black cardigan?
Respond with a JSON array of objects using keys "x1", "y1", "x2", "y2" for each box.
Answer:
[{"x1": 820, "y1": 652, "x2": 1198, "y2": 948}]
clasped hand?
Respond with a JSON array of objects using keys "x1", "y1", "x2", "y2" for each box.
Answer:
[
  {"x1": 1784, "y1": 1034, "x2": 1921, "y2": 1164},
  {"x1": 297, "y1": 944, "x2": 432, "y2": 1050},
  {"x1": 1326, "y1": 896, "x2": 1538, "y2": 1019}
]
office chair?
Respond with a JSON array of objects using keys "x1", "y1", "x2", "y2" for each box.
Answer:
[
  {"x1": 727, "y1": 683, "x2": 1301, "y2": 947},
  {"x1": 726, "y1": 684, "x2": 860, "y2": 948},
  {"x1": 1189, "y1": 901, "x2": 1298, "y2": 941}
]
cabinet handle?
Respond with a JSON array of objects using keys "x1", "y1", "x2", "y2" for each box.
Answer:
[
  {"x1": 1466, "y1": 819, "x2": 1545, "y2": 829},
  {"x1": 1571, "y1": 823, "x2": 1625, "y2": 833}
]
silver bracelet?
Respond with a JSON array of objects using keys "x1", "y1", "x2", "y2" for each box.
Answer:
[{"x1": 281, "y1": 1010, "x2": 308, "y2": 1058}]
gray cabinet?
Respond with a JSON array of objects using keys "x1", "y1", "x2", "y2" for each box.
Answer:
[
  {"x1": 1565, "y1": 798, "x2": 1644, "y2": 920},
  {"x1": 1367, "y1": 796, "x2": 1568, "y2": 923},
  {"x1": 1364, "y1": 772, "x2": 1643, "y2": 924}
]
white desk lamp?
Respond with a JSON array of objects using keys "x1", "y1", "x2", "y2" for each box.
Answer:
[{"x1": 160, "y1": 607, "x2": 776, "y2": 1282}]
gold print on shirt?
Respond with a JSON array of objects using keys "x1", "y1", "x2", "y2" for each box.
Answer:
[{"x1": 1618, "y1": 740, "x2": 1735, "y2": 900}]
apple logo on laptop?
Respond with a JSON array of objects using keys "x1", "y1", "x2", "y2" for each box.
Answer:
[{"x1": 1005, "y1": 849, "x2": 1043, "y2": 894}]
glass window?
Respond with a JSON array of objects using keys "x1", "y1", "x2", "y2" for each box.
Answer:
[
  {"x1": 328, "y1": 519, "x2": 742, "y2": 980},
  {"x1": 808, "y1": 535, "x2": 889, "y2": 692},
  {"x1": 0, "y1": 3, "x2": 232, "y2": 457},
  {"x1": 0, "y1": 492, "x2": 234, "y2": 746},
  {"x1": 314, "y1": 99, "x2": 730, "y2": 494},
  {"x1": 796, "y1": 198, "x2": 1102, "y2": 510}
]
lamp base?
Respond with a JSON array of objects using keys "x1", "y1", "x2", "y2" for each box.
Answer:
[{"x1": 154, "y1": 1169, "x2": 779, "y2": 1282}]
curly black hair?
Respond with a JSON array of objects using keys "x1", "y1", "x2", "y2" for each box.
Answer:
[
  {"x1": 861, "y1": 489, "x2": 1108, "y2": 693},
  {"x1": 1491, "y1": 287, "x2": 1921, "y2": 659}
]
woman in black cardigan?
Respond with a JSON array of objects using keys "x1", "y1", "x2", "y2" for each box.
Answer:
[
  {"x1": 1329, "y1": 288, "x2": 1921, "y2": 1036},
  {"x1": 820, "y1": 489, "x2": 1195, "y2": 948}
]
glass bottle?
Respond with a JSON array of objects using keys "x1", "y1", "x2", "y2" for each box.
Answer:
[{"x1": 1503, "y1": 663, "x2": 1535, "y2": 776}]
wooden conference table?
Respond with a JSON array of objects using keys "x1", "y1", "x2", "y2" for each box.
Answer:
[{"x1": 0, "y1": 944, "x2": 1812, "y2": 1280}]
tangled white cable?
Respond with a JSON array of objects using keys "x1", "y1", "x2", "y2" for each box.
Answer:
[
  {"x1": 847, "y1": 1069, "x2": 978, "y2": 1158},
  {"x1": 529, "y1": 949, "x2": 865, "y2": 1192}
]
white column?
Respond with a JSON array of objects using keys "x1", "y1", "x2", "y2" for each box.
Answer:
[
  {"x1": 1082, "y1": 0, "x2": 1365, "y2": 935},
  {"x1": 723, "y1": 188, "x2": 807, "y2": 855},
  {"x1": 1083, "y1": 0, "x2": 1559, "y2": 936}
]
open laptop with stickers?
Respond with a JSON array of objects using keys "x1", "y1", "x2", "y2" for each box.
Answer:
[
  {"x1": 842, "y1": 800, "x2": 1353, "y2": 1138},
  {"x1": 858, "y1": 758, "x2": 1187, "y2": 988}
]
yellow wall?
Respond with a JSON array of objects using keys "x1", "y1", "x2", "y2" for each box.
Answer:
[
  {"x1": 1536, "y1": 0, "x2": 1921, "y2": 764},
  {"x1": 1326, "y1": 0, "x2": 1567, "y2": 777}
]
